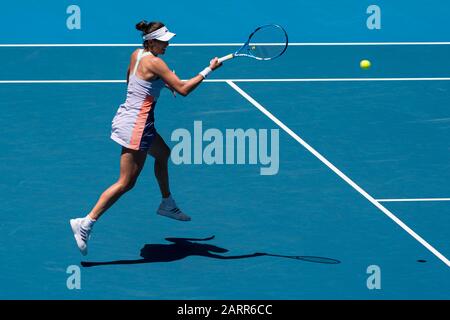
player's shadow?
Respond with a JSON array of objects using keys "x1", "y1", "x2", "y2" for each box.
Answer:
[{"x1": 80, "y1": 236, "x2": 340, "y2": 267}]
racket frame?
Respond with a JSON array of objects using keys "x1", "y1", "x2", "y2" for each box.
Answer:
[{"x1": 218, "y1": 24, "x2": 288, "y2": 63}]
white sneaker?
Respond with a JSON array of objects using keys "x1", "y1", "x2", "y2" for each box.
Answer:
[
  {"x1": 157, "y1": 197, "x2": 191, "y2": 221},
  {"x1": 70, "y1": 218, "x2": 92, "y2": 256}
]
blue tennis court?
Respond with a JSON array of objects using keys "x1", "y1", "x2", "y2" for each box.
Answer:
[{"x1": 1, "y1": 1, "x2": 449, "y2": 300}]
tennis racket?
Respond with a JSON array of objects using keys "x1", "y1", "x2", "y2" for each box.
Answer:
[{"x1": 218, "y1": 24, "x2": 288, "y2": 63}]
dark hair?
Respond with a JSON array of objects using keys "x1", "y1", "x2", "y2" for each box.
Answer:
[{"x1": 136, "y1": 20, "x2": 165, "y2": 50}]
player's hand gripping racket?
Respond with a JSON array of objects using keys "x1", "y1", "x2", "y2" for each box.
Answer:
[{"x1": 218, "y1": 24, "x2": 288, "y2": 63}]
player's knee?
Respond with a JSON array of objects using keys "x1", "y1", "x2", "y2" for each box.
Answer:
[
  {"x1": 118, "y1": 179, "x2": 137, "y2": 193},
  {"x1": 160, "y1": 145, "x2": 170, "y2": 162}
]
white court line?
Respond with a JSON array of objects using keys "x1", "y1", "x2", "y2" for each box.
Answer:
[
  {"x1": 2, "y1": 78, "x2": 450, "y2": 84},
  {"x1": 226, "y1": 80, "x2": 450, "y2": 268},
  {"x1": 377, "y1": 198, "x2": 450, "y2": 203},
  {"x1": 1, "y1": 42, "x2": 450, "y2": 47}
]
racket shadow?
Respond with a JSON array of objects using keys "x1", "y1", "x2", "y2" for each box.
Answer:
[{"x1": 80, "y1": 235, "x2": 340, "y2": 267}]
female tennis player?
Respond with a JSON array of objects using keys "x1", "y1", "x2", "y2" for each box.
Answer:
[{"x1": 70, "y1": 21, "x2": 222, "y2": 255}]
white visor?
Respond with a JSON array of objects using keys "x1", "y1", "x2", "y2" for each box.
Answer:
[{"x1": 143, "y1": 26, "x2": 176, "y2": 42}]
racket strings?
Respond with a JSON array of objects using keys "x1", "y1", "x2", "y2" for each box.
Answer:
[
  {"x1": 249, "y1": 44, "x2": 282, "y2": 60},
  {"x1": 245, "y1": 25, "x2": 288, "y2": 60}
]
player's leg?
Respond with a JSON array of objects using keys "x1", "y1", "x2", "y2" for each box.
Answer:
[
  {"x1": 147, "y1": 133, "x2": 171, "y2": 198},
  {"x1": 148, "y1": 133, "x2": 191, "y2": 221},
  {"x1": 88, "y1": 147, "x2": 148, "y2": 220},
  {"x1": 70, "y1": 147, "x2": 147, "y2": 255}
]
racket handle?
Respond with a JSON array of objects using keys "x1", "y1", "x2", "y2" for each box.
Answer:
[{"x1": 218, "y1": 53, "x2": 234, "y2": 63}]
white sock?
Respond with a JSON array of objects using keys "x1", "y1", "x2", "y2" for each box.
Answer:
[
  {"x1": 82, "y1": 215, "x2": 96, "y2": 228},
  {"x1": 162, "y1": 194, "x2": 173, "y2": 203}
]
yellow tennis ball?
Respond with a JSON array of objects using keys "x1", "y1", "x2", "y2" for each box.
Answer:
[{"x1": 360, "y1": 59, "x2": 371, "y2": 69}]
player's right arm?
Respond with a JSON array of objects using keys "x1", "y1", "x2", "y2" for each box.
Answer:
[{"x1": 150, "y1": 57, "x2": 221, "y2": 97}]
